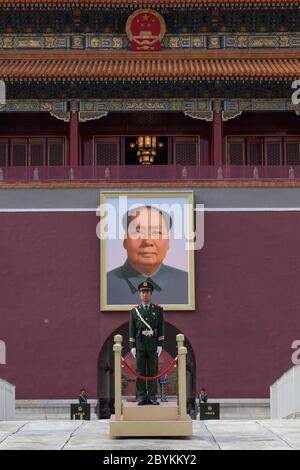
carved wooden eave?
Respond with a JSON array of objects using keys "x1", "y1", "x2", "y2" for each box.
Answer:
[
  {"x1": 79, "y1": 111, "x2": 108, "y2": 122},
  {"x1": 222, "y1": 111, "x2": 243, "y2": 121},
  {"x1": 184, "y1": 111, "x2": 213, "y2": 122}
]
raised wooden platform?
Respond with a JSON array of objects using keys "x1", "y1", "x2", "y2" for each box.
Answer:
[
  {"x1": 110, "y1": 401, "x2": 193, "y2": 437},
  {"x1": 123, "y1": 401, "x2": 179, "y2": 421}
]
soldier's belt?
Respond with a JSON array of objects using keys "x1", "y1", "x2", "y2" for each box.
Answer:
[{"x1": 142, "y1": 330, "x2": 153, "y2": 337}]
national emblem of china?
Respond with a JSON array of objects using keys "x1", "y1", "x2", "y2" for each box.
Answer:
[{"x1": 126, "y1": 9, "x2": 166, "y2": 51}]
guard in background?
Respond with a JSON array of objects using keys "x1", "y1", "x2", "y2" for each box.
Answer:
[
  {"x1": 79, "y1": 388, "x2": 88, "y2": 404},
  {"x1": 199, "y1": 388, "x2": 208, "y2": 405},
  {"x1": 129, "y1": 281, "x2": 165, "y2": 406},
  {"x1": 71, "y1": 388, "x2": 90, "y2": 420}
]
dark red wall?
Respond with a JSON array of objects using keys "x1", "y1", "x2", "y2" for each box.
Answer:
[{"x1": 0, "y1": 211, "x2": 299, "y2": 399}]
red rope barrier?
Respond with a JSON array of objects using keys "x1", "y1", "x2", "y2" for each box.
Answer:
[{"x1": 121, "y1": 356, "x2": 178, "y2": 381}]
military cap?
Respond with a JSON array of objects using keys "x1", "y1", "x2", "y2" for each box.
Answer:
[{"x1": 138, "y1": 280, "x2": 154, "y2": 292}]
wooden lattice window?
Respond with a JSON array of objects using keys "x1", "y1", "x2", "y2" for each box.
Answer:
[
  {"x1": 247, "y1": 138, "x2": 263, "y2": 166},
  {"x1": 94, "y1": 137, "x2": 119, "y2": 166},
  {"x1": 11, "y1": 139, "x2": 27, "y2": 166},
  {"x1": 285, "y1": 139, "x2": 300, "y2": 165},
  {"x1": 29, "y1": 139, "x2": 46, "y2": 166},
  {"x1": 227, "y1": 136, "x2": 298, "y2": 166},
  {"x1": 48, "y1": 138, "x2": 65, "y2": 166},
  {"x1": 0, "y1": 139, "x2": 8, "y2": 167},
  {"x1": 227, "y1": 138, "x2": 245, "y2": 165},
  {"x1": 173, "y1": 137, "x2": 199, "y2": 165},
  {"x1": 0, "y1": 137, "x2": 66, "y2": 167},
  {"x1": 265, "y1": 138, "x2": 282, "y2": 166}
]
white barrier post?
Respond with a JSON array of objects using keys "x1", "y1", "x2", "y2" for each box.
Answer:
[
  {"x1": 0, "y1": 379, "x2": 15, "y2": 420},
  {"x1": 113, "y1": 335, "x2": 123, "y2": 421}
]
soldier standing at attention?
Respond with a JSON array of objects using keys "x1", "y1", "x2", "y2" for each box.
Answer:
[
  {"x1": 129, "y1": 280, "x2": 165, "y2": 405},
  {"x1": 79, "y1": 388, "x2": 88, "y2": 404}
]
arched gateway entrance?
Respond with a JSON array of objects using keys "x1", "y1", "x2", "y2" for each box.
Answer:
[{"x1": 97, "y1": 321, "x2": 196, "y2": 419}]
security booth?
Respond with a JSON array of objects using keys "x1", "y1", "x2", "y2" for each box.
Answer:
[
  {"x1": 70, "y1": 403, "x2": 91, "y2": 420},
  {"x1": 199, "y1": 403, "x2": 220, "y2": 420}
]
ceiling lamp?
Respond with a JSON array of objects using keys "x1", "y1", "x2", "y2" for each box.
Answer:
[{"x1": 130, "y1": 136, "x2": 164, "y2": 165}]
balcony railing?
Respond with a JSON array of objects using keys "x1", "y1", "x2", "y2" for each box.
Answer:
[{"x1": 0, "y1": 165, "x2": 299, "y2": 183}]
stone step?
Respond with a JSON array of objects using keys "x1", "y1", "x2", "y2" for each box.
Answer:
[
  {"x1": 110, "y1": 415, "x2": 193, "y2": 437},
  {"x1": 123, "y1": 401, "x2": 179, "y2": 421}
]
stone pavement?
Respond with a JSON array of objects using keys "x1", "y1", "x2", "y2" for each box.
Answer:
[{"x1": 0, "y1": 420, "x2": 299, "y2": 450}]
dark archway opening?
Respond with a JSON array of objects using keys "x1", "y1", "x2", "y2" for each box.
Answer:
[{"x1": 97, "y1": 321, "x2": 196, "y2": 419}]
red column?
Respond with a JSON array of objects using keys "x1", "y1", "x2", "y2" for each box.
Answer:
[
  {"x1": 69, "y1": 111, "x2": 79, "y2": 166},
  {"x1": 212, "y1": 110, "x2": 223, "y2": 167}
]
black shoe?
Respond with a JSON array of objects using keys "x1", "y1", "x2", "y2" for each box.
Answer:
[
  {"x1": 148, "y1": 399, "x2": 160, "y2": 405},
  {"x1": 138, "y1": 399, "x2": 149, "y2": 406}
]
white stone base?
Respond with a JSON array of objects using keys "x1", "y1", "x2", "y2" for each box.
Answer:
[
  {"x1": 0, "y1": 379, "x2": 15, "y2": 421},
  {"x1": 15, "y1": 400, "x2": 98, "y2": 421},
  {"x1": 13, "y1": 398, "x2": 271, "y2": 421},
  {"x1": 210, "y1": 399, "x2": 270, "y2": 420}
]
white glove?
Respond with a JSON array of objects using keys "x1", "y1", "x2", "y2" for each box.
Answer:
[
  {"x1": 157, "y1": 346, "x2": 162, "y2": 357},
  {"x1": 131, "y1": 348, "x2": 136, "y2": 358}
]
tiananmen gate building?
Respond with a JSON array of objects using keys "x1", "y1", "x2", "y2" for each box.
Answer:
[{"x1": 1, "y1": 0, "x2": 300, "y2": 419}]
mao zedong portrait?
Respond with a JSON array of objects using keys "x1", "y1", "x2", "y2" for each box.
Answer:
[{"x1": 106, "y1": 205, "x2": 188, "y2": 305}]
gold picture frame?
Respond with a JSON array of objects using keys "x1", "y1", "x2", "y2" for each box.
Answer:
[{"x1": 100, "y1": 191, "x2": 195, "y2": 311}]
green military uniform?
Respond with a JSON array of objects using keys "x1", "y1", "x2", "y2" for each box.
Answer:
[{"x1": 129, "y1": 283, "x2": 165, "y2": 402}]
